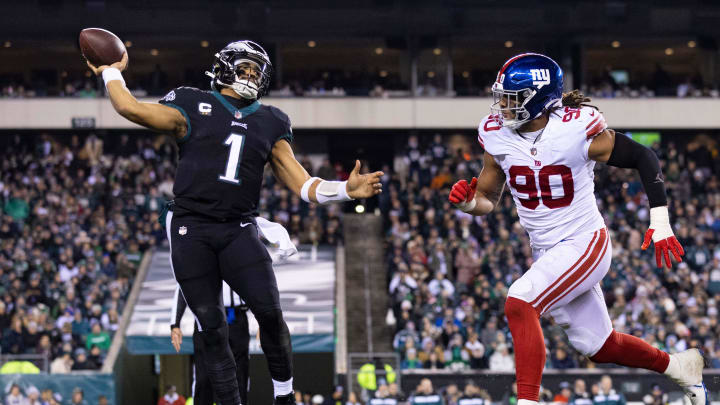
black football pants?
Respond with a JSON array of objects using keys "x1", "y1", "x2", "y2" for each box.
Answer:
[
  {"x1": 193, "y1": 308, "x2": 250, "y2": 405},
  {"x1": 166, "y1": 211, "x2": 293, "y2": 405}
]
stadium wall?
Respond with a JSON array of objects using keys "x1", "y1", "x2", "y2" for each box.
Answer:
[{"x1": 2, "y1": 98, "x2": 720, "y2": 129}]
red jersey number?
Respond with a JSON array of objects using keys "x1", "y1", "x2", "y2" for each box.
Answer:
[
  {"x1": 508, "y1": 165, "x2": 574, "y2": 210},
  {"x1": 562, "y1": 107, "x2": 581, "y2": 122}
]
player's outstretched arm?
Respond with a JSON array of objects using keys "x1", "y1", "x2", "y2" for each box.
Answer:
[
  {"x1": 269, "y1": 140, "x2": 383, "y2": 203},
  {"x1": 448, "y1": 152, "x2": 505, "y2": 216},
  {"x1": 589, "y1": 129, "x2": 684, "y2": 269},
  {"x1": 87, "y1": 53, "x2": 187, "y2": 141}
]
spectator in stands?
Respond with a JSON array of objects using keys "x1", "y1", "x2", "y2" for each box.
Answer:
[
  {"x1": 85, "y1": 322, "x2": 111, "y2": 351},
  {"x1": 69, "y1": 387, "x2": 88, "y2": 405},
  {"x1": 464, "y1": 332, "x2": 486, "y2": 369},
  {"x1": 4, "y1": 384, "x2": 25, "y2": 405},
  {"x1": 553, "y1": 381, "x2": 572, "y2": 404},
  {"x1": 592, "y1": 376, "x2": 625, "y2": 405},
  {"x1": 157, "y1": 385, "x2": 184, "y2": 405},
  {"x1": 50, "y1": 350, "x2": 72, "y2": 373},
  {"x1": 488, "y1": 344, "x2": 514, "y2": 372},
  {"x1": 550, "y1": 347, "x2": 577, "y2": 369},
  {"x1": 501, "y1": 383, "x2": 518, "y2": 405},
  {"x1": 346, "y1": 392, "x2": 361, "y2": 405},
  {"x1": 25, "y1": 386, "x2": 41, "y2": 405},
  {"x1": 570, "y1": 379, "x2": 592, "y2": 405},
  {"x1": 97, "y1": 395, "x2": 109, "y2": 405},
  {"x1": 411, "y1": 379, "x2": 442, "y2": 405}
]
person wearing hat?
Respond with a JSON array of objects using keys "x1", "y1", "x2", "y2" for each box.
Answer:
[
  {"x1": 552, "y1": 382, "x2": 572, "y2": 404},
  {"x1": 25, "y1": 385, "x2": 41, "y2": 405},
  {"x1": 72, "y1": 347, "x2": 96, "y2": 370}
]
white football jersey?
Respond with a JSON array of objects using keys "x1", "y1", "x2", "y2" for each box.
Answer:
[{"x1": 477, "y1": 106, "x2": 607, "y2": 249}]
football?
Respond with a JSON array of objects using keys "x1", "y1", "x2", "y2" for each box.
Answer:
[{"x1": 78, "y1": 28, "x2": 126, "y2": 67}]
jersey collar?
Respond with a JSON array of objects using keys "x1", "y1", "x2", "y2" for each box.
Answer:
[{"x1": 211, "y1": 90, "x2": 261, "y2": 119}]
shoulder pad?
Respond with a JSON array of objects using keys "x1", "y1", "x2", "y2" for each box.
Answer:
[
  {"x1": 477, "y1": 114, "x2": 502, "y2": 150},
  {"x1": 159, "y1": 87, "x2": 205, "y2": 104},
  {"x1": 266, "y1": 105, "x2": 291, "y2": 126}
]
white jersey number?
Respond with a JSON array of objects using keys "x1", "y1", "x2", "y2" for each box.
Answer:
[{"x1": 218, "y1": 133, "x2": 245, "y2": 184}]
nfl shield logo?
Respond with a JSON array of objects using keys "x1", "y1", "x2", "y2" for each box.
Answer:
[
  {"x1": 235, "y1": 111, "x2": 242, "y2": 119},
  {"x1": 179, "y1": 226, "x2": 187, "y2": 235}
]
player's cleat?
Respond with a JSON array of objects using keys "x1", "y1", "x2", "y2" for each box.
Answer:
[
  {"x1": 273, "y1": 392, "x2": 295, "y2": 405},
  {"x1": 664, "y1": 349, "x2": 708, "y2": 405}
]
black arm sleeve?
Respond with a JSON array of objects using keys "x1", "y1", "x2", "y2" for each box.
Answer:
[
  {"x1": 171, "y1": 287, "x2": 187, "y2": 330},
  {"x1": 606, "y1": 132, "x2": 667, "y2": 208}
]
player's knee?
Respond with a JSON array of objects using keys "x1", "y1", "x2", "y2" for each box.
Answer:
[
  {"x1": 507, "y1": 277, "x2": 534, "y2": 303},
  {"x1": 254, "y1": 307, "x2": 284, "y2": 327},
  {"x1": 195, "y1": 305, "x2": 226, "y2": 331},
  {"x1": 505, "y1": 296, "x2": 535, "y2": 321},
  {"x1": 568, "y1": 327, "x2": 614, "y2": 357}
]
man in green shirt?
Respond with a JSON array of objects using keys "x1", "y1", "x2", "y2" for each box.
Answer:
[{"x1": 85, "y1": 322, "x2": 111, "y2": 351}]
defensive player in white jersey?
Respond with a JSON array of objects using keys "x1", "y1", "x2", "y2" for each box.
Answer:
[{"x1": 448, "y1": 53, "x2": 707, "y2": 405}]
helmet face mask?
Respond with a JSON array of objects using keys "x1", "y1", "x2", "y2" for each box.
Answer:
[
  {"x1": 490, "y1": 83, "x2": 536, "y2": 129},
  {"x1": 206, "y1": 40, "x2": 273, "y2": 99}
]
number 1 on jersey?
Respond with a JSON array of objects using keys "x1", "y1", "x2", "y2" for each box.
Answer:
[{"x1": 218, "y1": 133, "x2": 245, "y2": 184}]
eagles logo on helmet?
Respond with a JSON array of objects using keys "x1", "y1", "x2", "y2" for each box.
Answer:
[
  {"x1": 490, "y1": 53, "x2": 564, "y2": 129},
  {"x1": 206, "y1": 40, "x2": 273, "y2": 100}
]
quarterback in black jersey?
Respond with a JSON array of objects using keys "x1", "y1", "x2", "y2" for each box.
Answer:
[{"x1": 88, "y1": 41, "x2": 383, "y2": 405}]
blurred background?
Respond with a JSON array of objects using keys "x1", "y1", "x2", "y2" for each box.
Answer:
[{"x1": 0, "y1": 1, "x2": 719, "y2": 404}]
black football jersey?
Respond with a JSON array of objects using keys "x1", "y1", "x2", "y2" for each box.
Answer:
[{"x1": 159, "y1": 87, "x2": 292, "y2": 220}]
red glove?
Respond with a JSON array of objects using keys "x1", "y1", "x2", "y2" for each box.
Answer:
[
  {"x1": 449, "y1": 177, "x2": 478, "y2": 212},
  {"x1": 641, "y1": 207, "x2": 684, "y2": 269}
]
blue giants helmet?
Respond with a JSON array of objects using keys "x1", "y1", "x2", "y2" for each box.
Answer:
[{"x1": 490, "y1": 53, "x2": 563, "y2": 129}]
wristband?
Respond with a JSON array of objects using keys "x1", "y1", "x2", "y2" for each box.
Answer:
[{"x1": 102, "y1": 67, "x2": 126, "y2": 88}]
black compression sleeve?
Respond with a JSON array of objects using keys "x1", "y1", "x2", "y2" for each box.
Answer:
[
  {"x1": 606, "y1": 132, "x2": 667, "y2": 208},
  {"x1": 171, "y1": 288, "x2": 187, "y2": 329}
]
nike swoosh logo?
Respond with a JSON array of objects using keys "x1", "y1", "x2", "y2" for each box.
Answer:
[{"x1": 240, "y1": 222, "x2": 252, "y2": 228}]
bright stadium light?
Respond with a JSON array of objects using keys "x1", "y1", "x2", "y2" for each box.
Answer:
[
  {"x1": 504, "y1": 40, "x2": 513, "y2": 48},
  {"x1": 150, "y1": 48, "x2": 159, "y2": 56},
  {"x1": 124, "y1": 40, "x2": 132, "y2": 48},
  {"x1": 375, "y1": 47, "x2": 383, "y2": 55},
  {"x1": 462, "y1": 71, "x2": 470, "y2": 78},
  {"x1": 355, "y1": 204, "x2": 365, "y2": 214},
  {"x1": 3, "y1": 41, "x2": 11, "y2": 48},
  {"x1": 379, "y1": 70, "x2": 388, "y2": 77},
  {"x1": 665, "y1": 48, "x2": 674, "y2": 56},
  {"x1": 200, "y1": 40, "x2": 209, "y2": 48},
  {"x1": 433, "y1": 48, "x2": 442, "y2": 55},
  {"x1": 307, "y1": 40, "x2": 316, "y2": 48},
  {"x1": 611, "y1": 40, "x2": 621, "y2": 48},
  {"x1": 688, "y1": 40, "x2": 697, "y2": 48}
]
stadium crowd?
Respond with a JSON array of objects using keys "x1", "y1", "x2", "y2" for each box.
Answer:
[
  {"x1": 2, "y1": 64, "x2": 718, "y2": 99},
  {"x1": 0, "y1": 132, "x2": 174, "y2": 375},
  {"x1": 381, "y1": 132, "x2": 720, "y2": 375}
]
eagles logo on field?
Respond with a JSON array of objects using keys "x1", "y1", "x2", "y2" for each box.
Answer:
[{"x1": 162, "y1": 90, "x2": 176, "y2": 102}]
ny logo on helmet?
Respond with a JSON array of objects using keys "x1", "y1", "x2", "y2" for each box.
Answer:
[{"x1": 530, "y1": 69, "x2": 551, "y2": 89}]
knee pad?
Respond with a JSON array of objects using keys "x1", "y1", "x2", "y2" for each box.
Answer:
[
  {"x1": 505, "y1": 296, "x2": 538, "y2": 321},
  {"x1": 194, "y1": 305, "x2": 226, "y2": 330},
  {"x1": 507, "y1": 277, "x2": 534, "y2": 302},
  {"x1": 568, "y1": 325, "x2": 613, "y2": 357}
]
